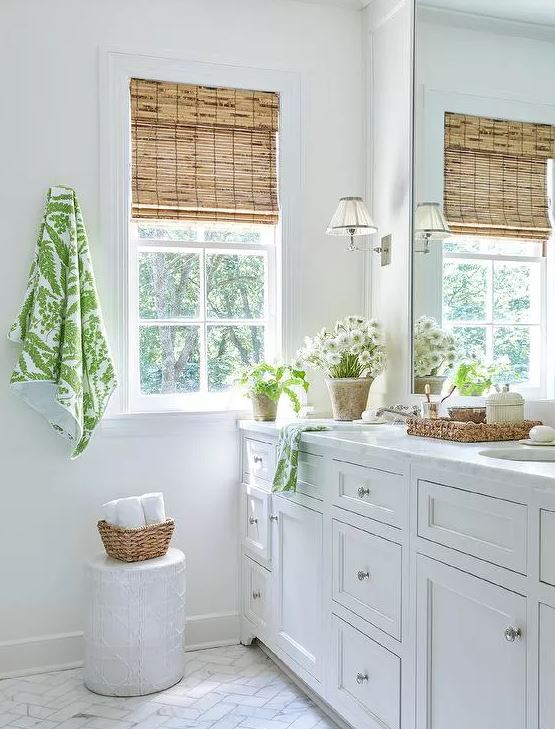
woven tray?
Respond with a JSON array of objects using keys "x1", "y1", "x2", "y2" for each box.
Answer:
[
  {"x1": 97, "y1": 519, "x2": 175, "y2": 562},
  {"x1": 406, "y1": 418, "x2": 542, "y2": 443}
]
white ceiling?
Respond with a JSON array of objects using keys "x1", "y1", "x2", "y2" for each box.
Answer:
[
  {"x1": 422, "y1": 0, "x2": 555, "y2": 27},
  {"x1": 285, "y1": 0, "x2": 364, "y2": 9}
]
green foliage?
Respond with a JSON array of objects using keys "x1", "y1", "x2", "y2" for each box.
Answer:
[
  {"x1": 452, "y1": 360, "x2": 497, "y2": 396},
  {"x1": 237, "y1": 363, "x2": 309, "y2": 414}
]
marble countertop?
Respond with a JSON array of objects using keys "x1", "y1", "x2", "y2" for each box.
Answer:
[{"x1": 239, "y1": 419, "x2": 555, "y2": 487}]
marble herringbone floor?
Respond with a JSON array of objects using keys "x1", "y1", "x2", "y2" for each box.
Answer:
[{"x1": 0, "y1": 645, "x2": 336, "y2": 729}]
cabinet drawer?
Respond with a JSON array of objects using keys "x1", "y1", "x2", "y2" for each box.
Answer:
[
  {"x1": 417, "y1": 480, "x2": 527, "y2": 574},
  {"x1": 297, "y1": 450, "x2": 324, "y2": 499},
  {"x1": 330, "y1": 614, "x2": 400, "y2": 729},
  {"x1": 332, "y1": 519, "x2": 402, "y2": 640},
  {"x1": 243, "y1": 484, "x2": 271, "y2": 562},
  {"x1": 540, "y1": 510, "x2": 555, "y2": 586},
  {"x1": 243, "y1": 437, "x2": 275, "y2": 486},
  {"x1": 243, "y1": 556, "x2": 272, "y2": 633},
  {"x1": 332, "y1": 460, "x2": 406, "y2": 529}
]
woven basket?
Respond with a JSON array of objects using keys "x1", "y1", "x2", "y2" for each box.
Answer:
[
  {"x1": 407, "y1": 418, "x2": 542, "y2": 443},
  {"x1": 97, "y1": 519, "x2": 175, "y2": 562}
]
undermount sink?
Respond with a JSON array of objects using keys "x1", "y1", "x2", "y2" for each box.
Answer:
[{"x1": 479, "y1": 447, "x2": 555, "y2": 462}]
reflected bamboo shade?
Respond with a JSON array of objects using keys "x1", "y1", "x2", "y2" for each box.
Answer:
[
  {"x1": 130, "y1": 78, "x2": 279, "y2": 224},
  {"x1": 444, "y1": 112, "x2": 555, "y2": 241}
]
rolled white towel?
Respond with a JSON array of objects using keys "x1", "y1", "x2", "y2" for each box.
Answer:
[
  {"x1": 102, "y1": 499, "x2": 119, "y2": 525},
  {"x1": 116, "y1": 496, "x2": 146, "y2": 529},
  {"x1": 141, "y1": 492, "x2": 166, "y2": 525}
]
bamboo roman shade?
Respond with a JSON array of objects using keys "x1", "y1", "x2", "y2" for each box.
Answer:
[
  {"x1": 130, "y1": 78, "x2": 279, "y2": 224},
  {"x1": 444, "y1": 112, "x2": 555, "y2": 241}
]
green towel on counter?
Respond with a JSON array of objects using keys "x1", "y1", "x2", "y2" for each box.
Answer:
[
  {"x1": 8, "y1": 186, "x2": 117, "y2": 458},
  {"x1": 272, "y1": 423, "x2": 329, "y2": 493}
]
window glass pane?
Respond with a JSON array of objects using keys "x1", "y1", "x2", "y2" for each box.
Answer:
[
  {"x1": 203, "y1": 223, "x2": 267, "y2": 244},
  {"x1": 443, "y1": 260, "x2": 489, "y2": 320},
  {"x1": 207, "y1": 325, "x2": 265, "y2": 392},
  {"x1": 139, "y1": 251, "x2": 200, "y2": 319},
  {"x1": 206, "y1": 253, "x2": 265, "y2": 319},
  {"x1": 493, "y1": 326, "x2": 530, "y2": 382},
  {"x1": 494, "y1": 261, "x2": 540, "y2": 324},
  {"x1": 137, "y1": 225, "x2": 197, "y2": 241},
  {"x1": 444, "y1": 235, "x2": 542, "y2": 257},
  {"x1": 139, "y1": 325, "x2": 200, "y2": 394},
  {"x1": 450, "y1": 326, "x2": 487, "y2": 361}
]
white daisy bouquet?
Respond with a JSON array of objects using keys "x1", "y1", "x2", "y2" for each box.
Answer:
[
  {"x1": 296, "y1": 316, "x2": 387, "y2": 379},
  {"x1": 413, "y1": 316, "x2": 457, "y2": 377}
]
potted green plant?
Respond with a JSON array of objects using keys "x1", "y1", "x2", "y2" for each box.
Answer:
[
  {"x1": 237, "y1": 363, "x2": 309, "y2": 421},
  {"x1": 413, "y1": 316, "x2": 457, "y2": 395},
  {"x1": 452, "y1": 357, "x2": 513, "y2": 397},
  {"x1": 296, "y1": 316, "x2": 386, "y2": 421}
]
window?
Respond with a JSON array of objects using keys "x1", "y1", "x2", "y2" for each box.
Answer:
[
  {"x1": 442, "y1": 236, "x2": 545, "y2": 389},
  {"x1": 128, "y1": 79, "x2": 280, "y2": 410},
  {"x1": 129, "y1": 220, "x2": 277, "y2": 409},
  {"x1": 441, "y1": 112, "x2": 553, "y2": 393}
]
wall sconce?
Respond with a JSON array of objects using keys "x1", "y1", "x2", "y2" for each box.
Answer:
[
  {"x1": 414, "y1": 202, "x2": 450, "y2": 254},
  {"x1": 326, "y1": 197, "x2": 377, "y2": 252}
]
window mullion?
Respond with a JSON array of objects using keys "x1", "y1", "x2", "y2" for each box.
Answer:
[{"x1": 199, "y1": 248, "x2": 208, "y2": 394}]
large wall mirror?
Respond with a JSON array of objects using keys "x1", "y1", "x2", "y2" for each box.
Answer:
[{"x1": 411, "y1": 0, "x2": 555, "y2": 399}]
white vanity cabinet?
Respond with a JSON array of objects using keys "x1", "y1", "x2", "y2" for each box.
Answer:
[{"x1": 239, "y1": 423, "x2": 555, "y2": 729}]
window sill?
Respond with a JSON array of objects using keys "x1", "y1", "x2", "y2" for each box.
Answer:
[{"x1": 99, "y1": 408, "x2": 250, "y2": 438}]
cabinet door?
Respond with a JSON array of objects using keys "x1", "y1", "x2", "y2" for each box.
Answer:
[
  {"x1": 243, "y1": 483, "x2": 271, "y2": 562},
  {"x1": 272, "y1": 496, "x2": 323, "y2": 680},
  {"x1": 540, "y1": 603, "x2": 555, "y2": 728},
  {"x1": 416, "y1": 555, "x2": 526, "y2": 729}
]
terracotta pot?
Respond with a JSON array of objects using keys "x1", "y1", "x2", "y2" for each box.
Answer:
[
  {"x1": 251, "y1": 393, "x2": 278, "y2": 421},
  {"x1": 325, "y1": 377, "x2": 373, "y2": 421},
  {"x1": 414, "y1": 375, "x2": 446, "y2": 396}
]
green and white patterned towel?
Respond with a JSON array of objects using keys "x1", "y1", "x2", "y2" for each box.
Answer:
[
  {"x1": 8, "y1": 186, "x2": 117, "y2": 458},
  {"x1": 272, "y1": 423, "x2": 329, "y2": 493}
]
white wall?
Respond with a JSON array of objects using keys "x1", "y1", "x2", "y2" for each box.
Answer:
[
  {"x1": 0, "y1": 0, "x2": 363, "y2": 675},
  {"x1": 365, "y1": 0, "x2": 414, "y2": 404}
]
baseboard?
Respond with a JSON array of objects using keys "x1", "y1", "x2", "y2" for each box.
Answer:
[
  {"x1": 0, "y1": 611, "x2": 240, "y2": 679},
  {"x1": 0, "y1": 631, "x2": 84, "y2": 679},
  {"x1": 184, "y1": 611, "x2": 240, "y2": 651}
]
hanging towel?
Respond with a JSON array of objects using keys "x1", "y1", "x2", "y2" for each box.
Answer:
[
  {"x1": 8, "y1": 186, "x2": 117, "y2": 458},
  {"x1": 272, "y1": 423, "x2": 329, "y2": 493}
]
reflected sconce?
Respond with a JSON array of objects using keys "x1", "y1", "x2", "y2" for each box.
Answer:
[
  {"x1": 414, "y1": 202, "x2": 450, "y2": 254},
  {"x1": 326, "y1": 197, "x2": 378, "y2": 252}
]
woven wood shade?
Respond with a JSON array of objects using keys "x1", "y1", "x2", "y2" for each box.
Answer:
[
  {"x1": 130, "y1": 78, "x2": 279, "y2": 224},
  {"x1": 444, "y1": 112, "x2": 555, "y2": 241}
]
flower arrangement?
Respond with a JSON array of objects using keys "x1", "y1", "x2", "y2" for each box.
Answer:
[
  {"x1": 296, "y1": 316, "x2": 387, "y2": 380},
  {"x1": 413, "y1": 317, "x2": 457, "y2": 377}
]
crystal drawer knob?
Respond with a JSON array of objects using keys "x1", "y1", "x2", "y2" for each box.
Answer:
[
  {"x1": 252, "y1": 591, "x2": 261, "y2": 600},
  {"x1": 357, "y1": 570, "x2": 370, "y2": 581},
  {"x1": 356, "y1": 672, "x2": 368, "y2": 684},
  {"x1": 504, "y1": 626, "x2": 522, "y2": 642},
  {"x1": 269, "y1": 515, "x2": 278, "y2": 522},
  {"x1": 357, "y1": 486, "x2": 370, "y2": 498},
  {"x1": 249, "y1": 516, "x2": 258, "y2": 525}
]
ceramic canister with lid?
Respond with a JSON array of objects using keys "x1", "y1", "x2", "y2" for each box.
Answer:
[{"x1": 485, "y1": 385, "x2": 525, "y2": 424}]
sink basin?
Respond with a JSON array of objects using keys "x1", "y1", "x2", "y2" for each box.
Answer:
[{"x1": 479, "y1": 447, "x2": 555, "y2": 462}]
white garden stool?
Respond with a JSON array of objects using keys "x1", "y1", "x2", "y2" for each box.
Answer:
[{"x1": 84, "y1": 548, "x2": 185, "y2": 696}]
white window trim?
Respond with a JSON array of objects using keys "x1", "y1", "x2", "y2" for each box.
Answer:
[{"x1": 99, "y1": 48, "x2": 301, "y2": 415}]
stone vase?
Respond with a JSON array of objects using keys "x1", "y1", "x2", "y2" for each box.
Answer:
[
  {"x1": 414, "y1": 375, "x2": 446, "y2": 396},
  {"x1": 251, "y1": 393, "x2": 278, "y2": 421},
  {"x1": 326, "y1": 377, "x2": 373, "y2": 421}
]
